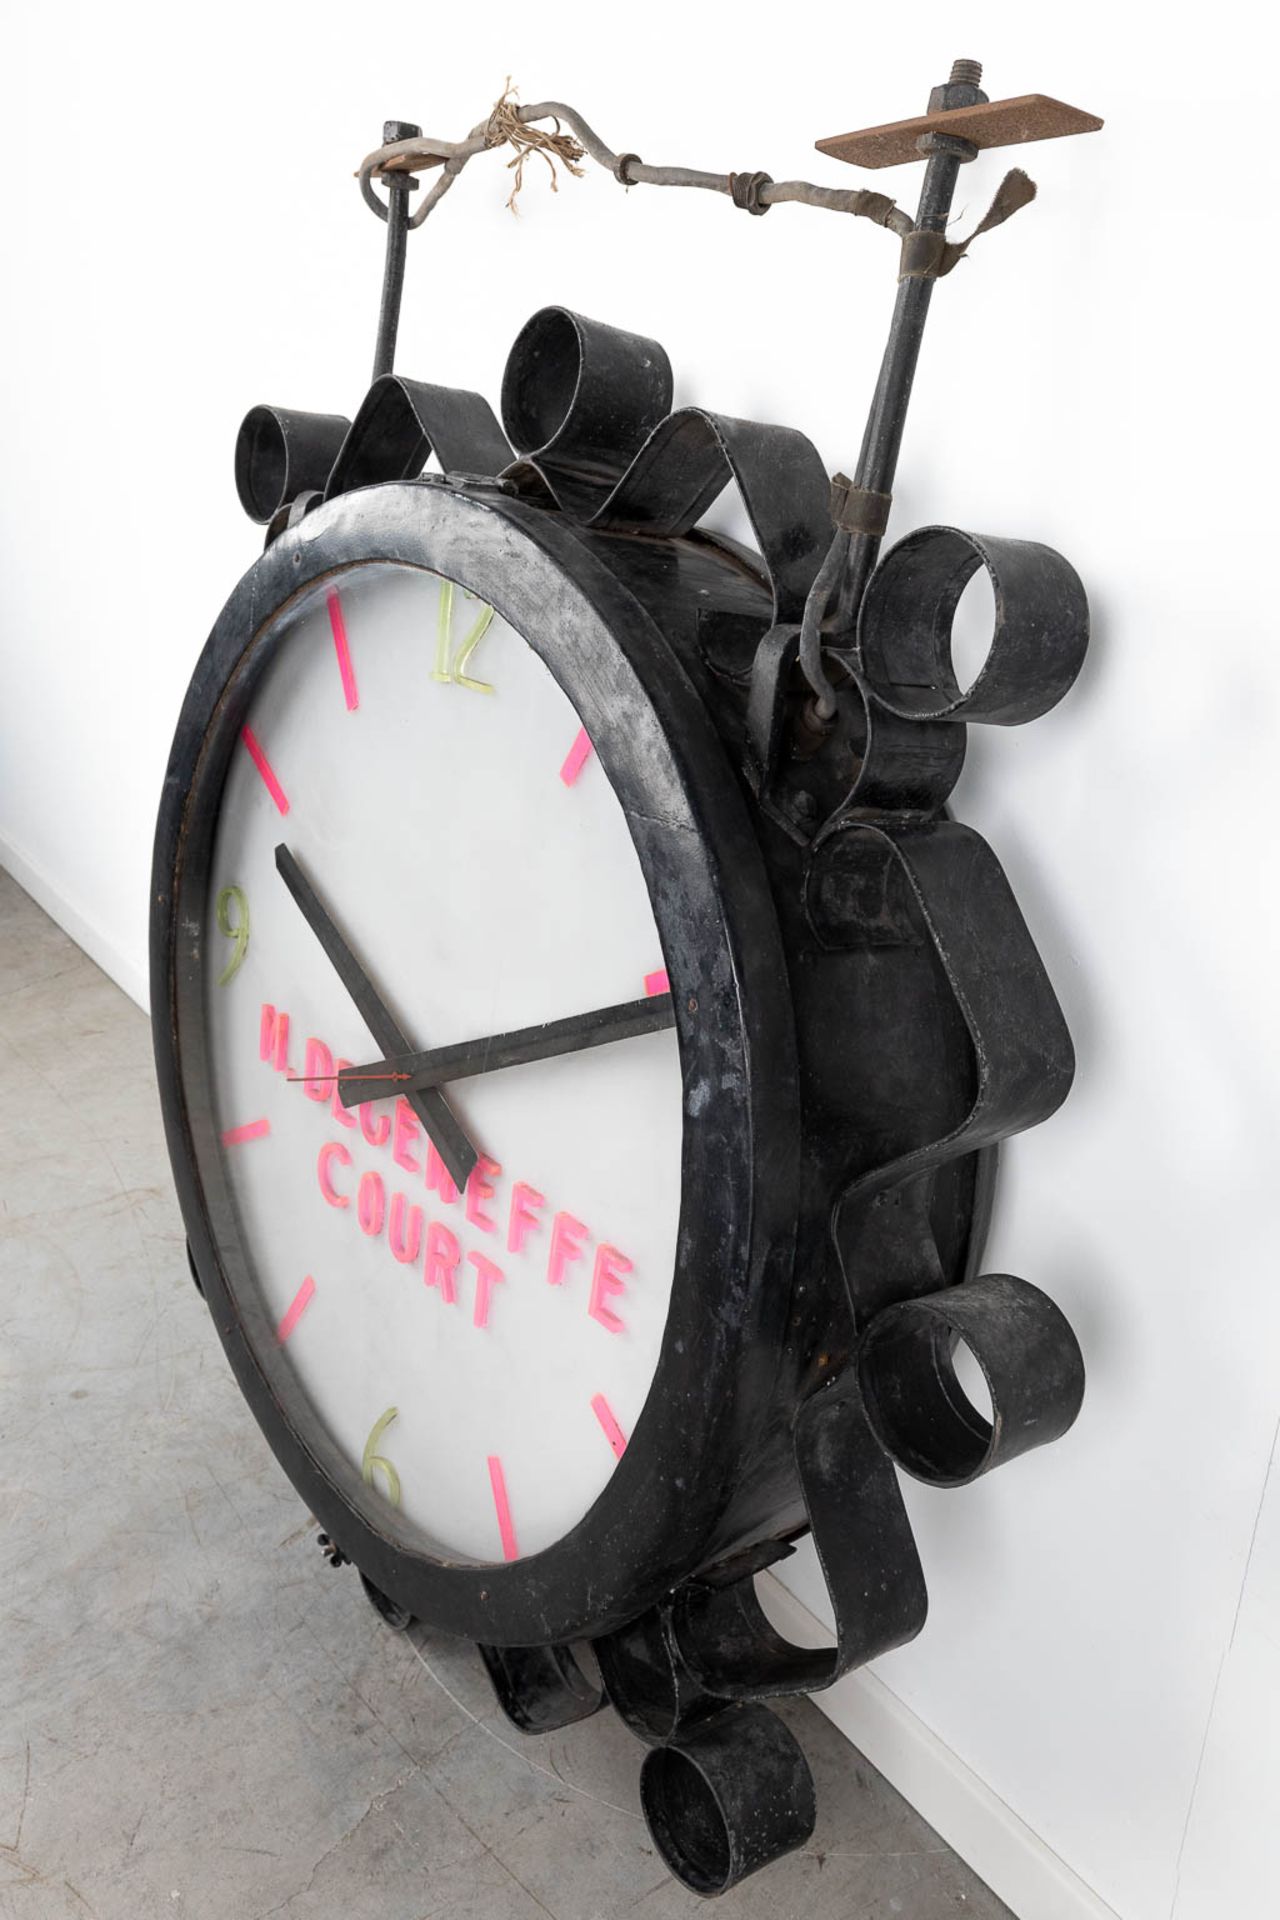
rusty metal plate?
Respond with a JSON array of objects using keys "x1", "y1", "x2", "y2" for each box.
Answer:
[{"x1": 816, "y1": 95, "x2": 1103, "y2": 170}]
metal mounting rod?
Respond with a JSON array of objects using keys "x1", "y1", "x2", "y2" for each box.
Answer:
[
  {"x1": 830, "y1": 61, "x2": 987, "y2": 642},
  {"x1": 371, "y1": 119, "x2": 420, "y2": 383}
]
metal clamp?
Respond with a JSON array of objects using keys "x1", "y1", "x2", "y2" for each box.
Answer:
[{"x1": 830, "y1": 472, "x2": 892, "y2": 537}]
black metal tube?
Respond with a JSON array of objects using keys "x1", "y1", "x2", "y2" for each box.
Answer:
[
  {"x1": 831, "y1": 70, "x2": 985, "y2": 641},
  {"x1": 371, "y1": 179, "x2": 412, "y2": 382}
]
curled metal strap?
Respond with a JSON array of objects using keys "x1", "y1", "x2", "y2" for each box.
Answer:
[
  {"x1": 592, "y1": 411, "x2": 831, "y2": 624},
  {"x1": 499, "y1": 307, "x2": 673, "y2": 520},
  {"x1": 859, "y1": 1273, "x2": 1085, "y2": 1488},
  {"x1": 674, "y1": 1368, "x2": 928, "y2": 1698},
  {"x1": 478, "y1": 1642, "x2": 605, "y2": 1734},
  {"x1": 678, "y1": 820, "x2": 1082, "y2": 1700},
  {"x1": 808, "y1": 818, "x2": 1074, "y2": 1326},
  {"x1": 594, "y1": 1601, "x2": 726, "y2": 1742},
  {"x1": 235, "y1": 404, "x2": 352, "y2": 525},
  {"x1": 325, "y1": 374, "x2": 513, "y2": 500},
  {"x1": 498, "y1": 307, "x2": 830, "y2": 624},
  {"x1": 858, "y1": 523, "x2": 1089, "y2": 724}
]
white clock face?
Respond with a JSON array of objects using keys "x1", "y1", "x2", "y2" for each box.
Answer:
[{"x1": 203, "y1": 564, "x2": 684, "y2": 1563}]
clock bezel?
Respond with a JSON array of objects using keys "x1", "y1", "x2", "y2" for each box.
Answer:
[{"x1": 152, "y1": 478, "x2": 802, "y2": 1645}]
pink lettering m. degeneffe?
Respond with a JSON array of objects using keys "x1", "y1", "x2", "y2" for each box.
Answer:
[
  {"x1": 588, "y1": 1244, "x2": 632, "y2": 1335},
  {"x1": 424, "y1": 1220, "x2": 460, "y2": 1304},
  {"x1": 318, "y1": 1140, "x2": 353, "y2": 1208},
  {"x1": 547, "y1": 1212, "x2": 588, "y2": 1287},
  {"x1": 392, "y1": 1098, "x2": 422, "y2": 1175},
  {"x1": 221, "y1": 1118, "x2": 270, "y2": 1147},
  {"x1": 302, "y1": 1036, "x2": 335, "y2": 1103},
  {"x1": 469, "y1": 1251, "x2": 505, "y2": 1329},
  {"x1": 644, "y1": 969, "x2": 671, "y2": 998},
  {"x1": 389, "y1": 1193, "x2": 424, "y2": 1266},
  {"x1": 260, "y1": 1004, "x2": 291, "y2": 1073},
  {"x1": 424, "y1": 1137, "x2": 459, "y2": 1207},
  {"x1": 330, "y1": 1059, "x2": 358, "y2": 1131},
  {"x1": 508, "y1": 1182, "x2": 546, "y2": 1255},
  {"x1": 357, "y1": 1170, "x2": 386, "y2": 1239},
  {"x1": 465, "y1": 1155, "x2": 502, "y2": 1235}
]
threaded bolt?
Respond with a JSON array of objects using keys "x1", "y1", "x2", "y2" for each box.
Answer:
[{"x1": 949, "y1": 58, "x2": 983, "y2": 87}]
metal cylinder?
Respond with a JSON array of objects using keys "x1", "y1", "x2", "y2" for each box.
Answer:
[
  {"x1": 859, "y1": 1273, "x2": 1086, "y2": 1486},
  {"x1": 640, "y1": 1705, "x2": 816, "y2": 1894}
]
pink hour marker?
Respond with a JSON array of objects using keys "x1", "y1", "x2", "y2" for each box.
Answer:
[
  {"x1": 644, "y1": 969, "x2": 671, "y2": 998},
  {"x1": 487, "y1": 1455, "x2": 519, "y2": 1561},
  {"x1": 559, "y1": 726, "x2": 594, "y2": 787},
  {"x1": 277, "y1": 1275, "x2": 316, "y2": 1344},
  {"x1": 327, "y1": 590, "x2": 359, "y2": 712},
  {"x1": 241, "y1": 726, "x2": 289, "y2": 815},
  {"x1": 590, "y1": 1393, "x2": 628, "y2": 1460},
  {"x1": 220, "y1": 1117, "x2": 270, "y2": 1147}
]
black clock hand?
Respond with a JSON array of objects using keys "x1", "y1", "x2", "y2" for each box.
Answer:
[
  {"x1": 273, "y1": 843, "x2": 479, "y2": 1189},
  {"x1": 336, "y1": 994, "x2": 677, "y2": 1108}
]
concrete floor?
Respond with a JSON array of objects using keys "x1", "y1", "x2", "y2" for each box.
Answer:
[{"x1": 0, "y1": 866, "x2": 1012, "y2": 1920}]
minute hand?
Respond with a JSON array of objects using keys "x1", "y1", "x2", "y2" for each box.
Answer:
[
  {"x1": 274, "y1": 843, "x2": 479, "y2": 1189},
  {"x1": 338, "y1": 994, "x2": 676, "y2": 1108}
]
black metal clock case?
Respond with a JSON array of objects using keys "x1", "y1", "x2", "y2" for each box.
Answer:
[{"x1": 154, "y1": 296, "x2": 1088, "y2": 1894}]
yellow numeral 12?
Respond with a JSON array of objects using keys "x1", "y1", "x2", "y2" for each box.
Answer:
[{"x1": 433, "y1": 581, "x2": 495, "y2": 693}]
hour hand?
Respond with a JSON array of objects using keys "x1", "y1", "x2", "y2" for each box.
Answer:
[
  {"x1": 337, "y1": 995, "x2": 677, "y2": 1108},
  {"x1": 273, "y1": 843, "x2": 479, "y2": 1189}
]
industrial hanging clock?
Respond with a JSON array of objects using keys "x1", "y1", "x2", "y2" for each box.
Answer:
[{"x1": 152, "y1": 61, "x2": 1101, "y2": 1895}]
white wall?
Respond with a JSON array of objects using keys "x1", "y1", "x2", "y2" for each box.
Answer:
[{"x1": 5, "y1": 5, "x2": 1277, "y2": 1916}]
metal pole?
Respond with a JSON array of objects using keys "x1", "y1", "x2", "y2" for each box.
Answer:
[
  {"x1": 371, "y1": 119, "x2": 421, "y2": 384},
  {"x1": 831, "y1": 60, "x2": 987, "y2": 639}
]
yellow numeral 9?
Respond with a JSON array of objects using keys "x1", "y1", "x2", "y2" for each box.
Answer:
[{"x1": 216, "y1": 885, "x2": 250, "y2": 985}]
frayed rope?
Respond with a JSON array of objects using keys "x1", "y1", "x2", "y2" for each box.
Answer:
[{"x1": 486, "y1": 79, "x2": 586, "y2": 213}]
